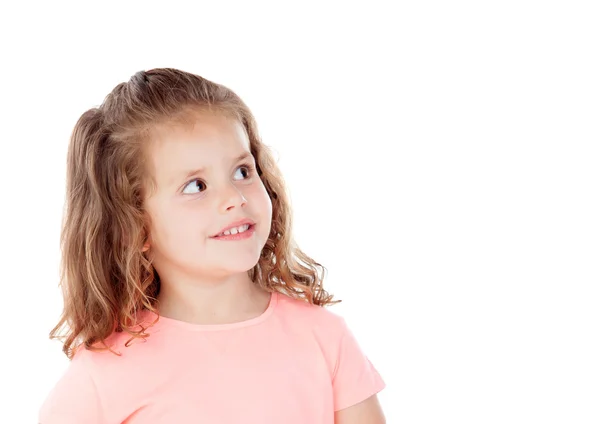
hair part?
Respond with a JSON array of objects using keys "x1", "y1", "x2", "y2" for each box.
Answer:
[{"x1": 50, "y1": 68, "x2": 339, "y2": 359}]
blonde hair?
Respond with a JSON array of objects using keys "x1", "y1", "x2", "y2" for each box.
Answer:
[{"x1": 50, "y1": 68, "x2": 339, "y2": 359}]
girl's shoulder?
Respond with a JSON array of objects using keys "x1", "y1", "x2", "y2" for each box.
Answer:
[
  {"x1": 39, "y1": 323, "x2": 169, "y2": 423},
  {"x1": 274, "y1": 291, "x2": 386, "y2": 411},
  {"x1": 274, "y1": 291, "x2": 348, "y2": 336},
  {"x1": 276, "y1": 290, "x2": 341, "y2": 314}
]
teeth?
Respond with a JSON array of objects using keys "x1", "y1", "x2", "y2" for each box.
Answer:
[{"x1": 219, "y1": 224, "x2": 250, "y2": 237}]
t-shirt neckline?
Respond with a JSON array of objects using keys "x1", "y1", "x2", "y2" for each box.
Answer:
[{"x1": 147, "y1": 291, "x2": 279, "y2": 332}]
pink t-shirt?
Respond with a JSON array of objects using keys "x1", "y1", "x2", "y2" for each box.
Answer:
[{"x1": 39, "y1": 291, "x2": 385, "y2": 423}]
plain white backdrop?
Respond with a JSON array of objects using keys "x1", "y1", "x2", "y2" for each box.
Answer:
[{"x1": 1, "y1": 1, "x2": 599, "y2": 423}]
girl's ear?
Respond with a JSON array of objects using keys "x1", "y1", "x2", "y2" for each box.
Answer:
[
  {"x1": 142, "y1": 216, "x2": 152, "y2": 252},
  {"x1": 142, "y1": 229, "x2": 152, "y2": 252}
]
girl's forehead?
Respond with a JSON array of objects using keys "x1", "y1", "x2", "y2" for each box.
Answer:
[{"x1": 153, "y1": 110, "x2": 242, "y2": 140}]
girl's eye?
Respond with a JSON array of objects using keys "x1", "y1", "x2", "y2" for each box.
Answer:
[
  {"x1": 234, "y1": 164, "x2": 254, "y2": 181},
  {"x1": 182, "y1": 179, "x2": 207, "y2": 194}
]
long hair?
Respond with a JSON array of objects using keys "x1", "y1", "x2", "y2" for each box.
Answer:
[{"x1": 50, "y1": 68, "x2": 339, "y2": 359}]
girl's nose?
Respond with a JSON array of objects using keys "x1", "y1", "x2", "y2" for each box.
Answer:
[{"x1": 220, "y1": 183, "x2": 247, "y2": 212}]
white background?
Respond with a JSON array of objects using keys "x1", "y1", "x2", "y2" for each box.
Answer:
[{"x1": 1, "y1": 1, "x2": 599, "y2": 423}]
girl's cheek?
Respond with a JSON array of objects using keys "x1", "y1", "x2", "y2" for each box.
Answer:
[{"x1": 251, "y1": 183, "x2": 271, "y2": 204}]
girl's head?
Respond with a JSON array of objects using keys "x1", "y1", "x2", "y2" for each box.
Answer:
[
  {"x1": 51, "y1": 68, "x2": 337, "y2": 358},
  {"x1": 144, "y1": 108, "x2": 273, "y2": 287}
]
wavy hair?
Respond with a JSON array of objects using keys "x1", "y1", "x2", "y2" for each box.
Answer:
[{"x1": 49, "y1": 68, "x2": 339, "y2": 359}]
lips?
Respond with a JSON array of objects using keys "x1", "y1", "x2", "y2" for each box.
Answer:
[{"x1": 211, "y1": 218, "x2": 256, "y2": 238}]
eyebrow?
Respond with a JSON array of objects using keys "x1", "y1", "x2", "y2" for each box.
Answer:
[{"x1": 178, "y1": 152, "x2": 254, "y2": 183}]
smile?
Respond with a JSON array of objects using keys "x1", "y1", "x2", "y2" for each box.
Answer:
[{"x1": 211, "y1": 224, "x2": 256, "y2": 240}]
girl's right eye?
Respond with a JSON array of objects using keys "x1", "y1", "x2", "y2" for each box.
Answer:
[{"x1": 182, "y1": 179, "x2": 207, "y2": 194}]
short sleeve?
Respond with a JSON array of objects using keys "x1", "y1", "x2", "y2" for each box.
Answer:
[
  {"x1": 39, "y1": 352, "x2": 104, "y2": 424},
  {"x1": 331, "y1": 318, "x2": 386, "y2": 411}
]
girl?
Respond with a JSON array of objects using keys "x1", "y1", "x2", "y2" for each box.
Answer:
[{"x1": 39, "y1": 68, "x2": 386, "y2": 424}]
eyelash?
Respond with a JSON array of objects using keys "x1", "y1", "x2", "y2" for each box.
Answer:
[{"x1": 182, "y1": 162, "x2": 256, "y2": 194}]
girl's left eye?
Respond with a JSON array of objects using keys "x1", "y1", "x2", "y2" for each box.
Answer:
[{"x1": 234, "y1": 164, "x2": 254, "y2": 180}]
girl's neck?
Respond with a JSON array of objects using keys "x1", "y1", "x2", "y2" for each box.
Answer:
[{"x1": 155, "y1": 272, "x2": 271, "y2": 326}]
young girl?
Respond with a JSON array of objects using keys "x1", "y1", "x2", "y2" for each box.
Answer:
[{"x1": 39, "y1": 68, "x2": 386, "y2": 424}]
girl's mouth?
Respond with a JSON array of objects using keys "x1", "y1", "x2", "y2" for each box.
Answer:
[{"x1": 211, "y1": 224, "x2": 256, "y2": 240}]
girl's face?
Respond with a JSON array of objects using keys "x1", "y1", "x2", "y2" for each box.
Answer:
[{"x1": 143, "y1": 111, "x2": 272, "y2": 282}]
